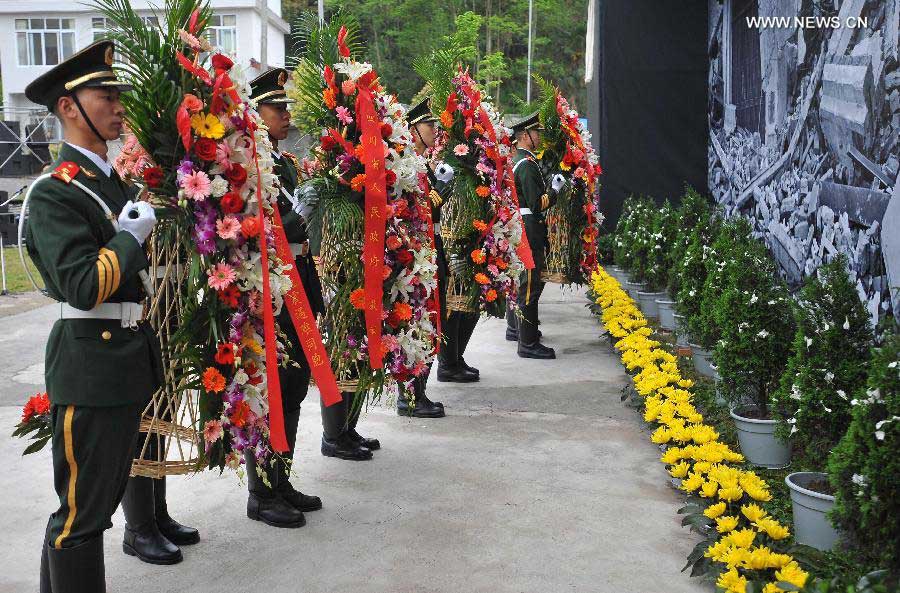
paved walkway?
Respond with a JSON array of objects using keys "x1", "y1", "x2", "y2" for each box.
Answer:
[{"x1": 0, "y1": 285, "x2": 710, "y2": 593}]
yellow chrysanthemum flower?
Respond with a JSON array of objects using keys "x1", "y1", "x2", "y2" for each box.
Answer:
[
  {"x1": 762, "y1": 583, "x2": 786, "y2": 593},
  {"x1": 651, "y1": 426, "x2": 672, "y2": 444},
  {"x1": 722, "y1": 546, "x2": 751, "y2": 569},
  {"x1": 718, "y1": 486, "x2": 744, "y2": 502},
  {"x1": 715, "y1": 515, "x2": 739, "y2": 533},
  {"x1": 775, "y1": 562, "x2": 809, "y2": 589},
  {"x1": 740, "y1": 503, "x2": 767, "y2": 523},
  {"x1": 744, "y1": 485, "x2": 773, "y2": 502},
  {"x1": 703, "y1": 502, "x2": 726, "y2": 519},
  {"x1": 716, "y1": 568, "x2": 747, "y2": 593},
  {"x1": 190, "y1": 112, "x2": 225, "y2": 139},
  {"x1": 745, "y1": 545, "x2": 775, "y2": 569},
  {"x1": 755, "y1": 517, "x2": 790, "y2": 540},
  {"x1": 668, "y1": 461, "x2": 690, "y2": 478},
  {"x1": 701, "y1": 480, "x2": 719, "y2": 498},
  {"x1": 681, "y1": 472, "x2": 704, "y2": 492},
  {"x1": 766, "y1": 552, "x2": 794, "y2": 568},
  {"x1": 729, "y1": 528, "x2": 757, "y2": 548}
]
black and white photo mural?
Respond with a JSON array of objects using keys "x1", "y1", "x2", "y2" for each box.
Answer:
[{"x1": 708, "y1": 0, "x2": 900, "y2": 324}]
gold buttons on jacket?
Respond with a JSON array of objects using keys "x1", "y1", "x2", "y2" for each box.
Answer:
[{"x1": 101, "y1": 331, "x2": 112, "y2": 341}]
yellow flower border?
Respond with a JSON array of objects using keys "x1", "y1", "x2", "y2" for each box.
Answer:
[{"x1": 591, "y1": 267, "x2": 809, "y2": 593}]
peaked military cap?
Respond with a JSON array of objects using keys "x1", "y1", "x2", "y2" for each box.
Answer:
[
  {"x1": 250, "y1": 68, "x2": 295, "y2": 104},
  {"x1": 407, "y1": 97, "x2": 437, "y2": 125},
  {"x1": 511, "y1": 111, "x2": 544, "y2": 133},
  {"x1": 25, "y1": 40, "x2": 132, "y2": 110}
]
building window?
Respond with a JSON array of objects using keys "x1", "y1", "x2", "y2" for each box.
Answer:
[
  {"x1": 206, "y1": 14, "x2": 236, "y2": 54},
  {"x1": 15, "y1": 18, "x2": 76, "y2": 66},
  {"x1": 92, "y1": 16, "x2": 159, "y2": 42}
]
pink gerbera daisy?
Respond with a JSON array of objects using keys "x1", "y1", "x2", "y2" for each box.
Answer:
[
  {"x1": 203, "y1": 419, "x2": 223, "y2": 444},
  {"x1": 453, "y1": 144, "x2": 469, "y2": 156},
  {"x1": 335, "y1": 106, "x2": 353, "y2": 125},
  {"x1": 207, "y1": 262, "x2": 237, "y2": 290},
  {"x1": 182, "y1": 170, "x2": 211, "y2": 200},
  {"x1": 216, "y1": 216, "x2": 241, "y2": 240}
]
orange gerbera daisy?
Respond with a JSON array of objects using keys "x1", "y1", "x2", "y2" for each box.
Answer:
[
  {"x1": 350, "y1": 288, "x2": 366, "y2": 310},
  {"x1": 474, "y1": 273, "x2": 490, "y2": 285},
  {"x1": 351, "y1": 173, "x2": 366, "y2": 192},
  {"x1": 440, "y1": 110, "x2": 454, "y2": 129},
  {"x1": 470, "y1": 249, "x2": 486, "y2": 264},
  {"x1": 202, "y1": 367, "x2": 226, "y2": 393},
  {"x1": 323, "y1": 88, "x2": 337, "y2": 109},
  {"x1": 473, "y1": 220, "x2": 488, "y2": 232},
  {"x1": 392, "y1": 302, "x2": 413, "y2": 321},
  {"x1": 485, "y1": 289, "x2": 498, "y2": 302},
  {"x1": 475, "y1": 186, "x2": 490, "y2": 198}
]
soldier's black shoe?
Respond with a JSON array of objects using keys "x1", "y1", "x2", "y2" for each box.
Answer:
[
  {"x1": 517, "y1": 342, "x2": 556, "y2": 359},
  {"x1": 436, "y1": 365, "x2": 480, "y2": 383},
  {"x1": 459, "y1": 358, "x2": 480, "y2": 376},
  {"x1": 397, "y1": 395, "x2": 445, "y2": 418},
  {"x1": 154, "y1": 477, "x2": 200, "y2": 546},
  {"x1": 247, "y1": 493, "x2": 306, "y2": 528},
  {"x1": 47, "y1": 535, "x2": 105, "y2": 593},
  {"x1": 505, "y1": 327, "x2": 519, "y2": 341},
  {"x1": 278, "y1": 483, "x2": 323, "y2": 512},
  {"x1": 321, "y1": 433, "x2": 373, "y2": 460},
  {"x1": 122, "y1": 524, "x2": 183, "y2": 565},
  {"x1": 347, "y1": 428, "x2": 381, "y2": 450}
]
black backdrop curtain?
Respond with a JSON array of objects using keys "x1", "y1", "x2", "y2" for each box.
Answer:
[{"x1": 595, "y1": 0, "x2": 709, "y2": 228}]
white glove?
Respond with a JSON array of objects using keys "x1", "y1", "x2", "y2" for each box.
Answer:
[
  {"x1": 293, "y1": 182, "x2": 319, "y2": 220},
  {"x1": 118, "y1": 200, "x2": 157, "y2": 244},
  {"x1": 435, "y1": 163, "x2": 455, "y2": 183},
  {"x1": 551, "y1": 173, "x2": 566, "y2": 193}
]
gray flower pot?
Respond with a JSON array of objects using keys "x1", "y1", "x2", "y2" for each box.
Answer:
[
  {"x1": 730, "y1": 406, "x2": 791, "y2": 469},
  {"x1": 637, "y1": 291, "x2": 666, "y2": 319},
  {"x1": 607, "y1": 266, "x2": 628, "y2": 285},
  {"x1": 624, "y1": 281, "x2": 645, "y2": 301},
  {"x1": 689, "y1": 344, "x2": 716, "y2": 378},
  {"x1": 657, "y1": 299, "x2": 677, "y2": 330},
  {"x1": 674, "y1": 314, "x2": 691, "y2": 347},
  {"x1": 785, "y1": 472, "x2": 839, "y2": 551}
]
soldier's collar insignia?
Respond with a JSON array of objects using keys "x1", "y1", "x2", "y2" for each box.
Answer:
[{"x1": 51, "y1": 161, "x2": 80, "y2": 184}]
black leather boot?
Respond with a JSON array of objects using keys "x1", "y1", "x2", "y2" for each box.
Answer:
[
  {"x1": 245, "y1": 449, "x2": 306, "y2": 528},
  {"x1": 277, "y1": 409, "x2": 323, "y2": 512},
  {"x1": 47, "y1": 535, "x2": 105, "y2": 593},
  {"x1": 347, "y1": 396, "x2": 381, "y2": 450},
  {"x1": 40, "y1": 522, "x2": 52, "y2": 593},
  {"x1": 505, "y1": 307, "x2": 519, "y2": 341},
  {"x1": 121, "y1": 476, "x2": 183, "y2": 565},
  {"x1": 457, "y1": 313, "x2": 480, "y2": 376},
  {"x1": 397, "y1": 377, "x2": 445, "y2": 418},
  {"x1": 154, "y1": 475, "x2": 200, "y2": 545},
  {"x1": 517, "y1": 341, "x2": 556, "y2": 359},
  {"x1": 321, "y1": 391, "x2": 373, "y2": 459}
]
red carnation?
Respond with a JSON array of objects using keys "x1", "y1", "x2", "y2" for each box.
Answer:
[
  {"x1": 194, "y1": 137, "x2": 217, "y2": 161},
  {"x1": 396, "y1": 249, "x2": 413, "y2": 267},
  {"x1": 220, "y1": 191, "x2": 244, "y2": 214},
  {"x1": 385, "y1": 169, "x2": 397, "y2": 186},
  {"x1": 226, "y1": 164, "x2": 247, "y2": 188},
  {"x1": 380, "y1": 123, "x2": 393, "y2": 138},
  {"x1": 320, "y1": 135, "x2": 338, "y2": 151},
  {"x1": 142, "y1": 166, "x2": 164, "y2": 188}
]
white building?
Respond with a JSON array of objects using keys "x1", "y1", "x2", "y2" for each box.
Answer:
[{"x1": 0, "y1": 0, "x2": 289, "y2": 142}]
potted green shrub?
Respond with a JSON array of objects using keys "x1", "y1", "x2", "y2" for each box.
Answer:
[
  {"x1": 827, "y1": 328, "x2": 899, "y2": 569},
  {"x1": 673, "y1": 215, "x2": 719, "y2": 348},
  {"x1": 636, "y1": 200, "x2": 676, "y2": 319},
  {"x1": 620, "y1": 197, "x2": 654, "y2": 299},
  {"x1": 772, "y1": 257, "x2": 873, "y2": 550},
  {"x1": 658, "y1": 187, "x2": 709, "y2": 331},
  {"x1": 691, "y1": 218, "x2": 752, "y2": 377},
  {"x1": 610, "y1": 196, "x2": 641, "y2": 283},
  {"x1": 714, "y1": 239, "x2": 795, "y2": 468}
]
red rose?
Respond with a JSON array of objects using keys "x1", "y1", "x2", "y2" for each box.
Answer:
[
  {"x1": 194, "y1": 137, "x2": 217, "y2": 161},
  {"x1": 381, "y1": 123, "x2": 393, "y2": 138},
  {"x1": 220, "y1": 191, "x2": 244, "y2": 214},
  {"x1": 142, "y1": 166, "x2": 164, "y2": 188},
  {"x1": 320, "y1": 135, "x2": 337, "y2": 151},
  {"x1": 211, "y1": 53, "x2": 234, "y2": 72},
  {"x1": 226, "y1": 164, "x2": 247, "y2": 187},
  {"x1": 396, "y1": 249, "x2": 413, "y2": 267},
  {"x1": 385, "y1": 169, "x2": 397, "y2": 186}
]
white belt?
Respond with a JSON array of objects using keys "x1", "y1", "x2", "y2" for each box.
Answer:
[
  {"x1": 60, "y1": 302, "x2": 144, "y2": 328},
  {"x1": 520, "y1": 208, "x2": 533, "y2": 215},
  {"x1": 289, "y1": 241, "x2": 310, "y2": 257},
  {"x1": 434, "y1": 218, "x2": 442, "y2": 234}
]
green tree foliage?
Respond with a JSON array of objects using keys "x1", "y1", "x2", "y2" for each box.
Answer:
[
  {"x1": 696, "y1": 218, "x2": 753, "y2": 348},
  {"x1": 827, "y1": 329, "x2": 900, "y2": 572},
  {"x1": 674, "y1": 215, "x2": 719, "y2": 339},
  {"x1": 283, "y1": 0, "x2": 588, "y2": 109},
  {"x1": 773, "y1": 256, "x2": 873, "y2": 469},
  {"x1": 712, "y1": 239, "x2": 795, "y2": 417},
  {"x1": 642, "y1": 200, "x2": 677, "y2": 293},
  {"x1": 667, "y1": 186, "x2": 710, "y2": 297}
]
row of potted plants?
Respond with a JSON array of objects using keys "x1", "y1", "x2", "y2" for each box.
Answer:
[
  {"x1": 605, "y1": 191, "x2": 897, "y2": 580},
  {"x1": 589, "y1": 265, "x2": 897, "y2": 592}
]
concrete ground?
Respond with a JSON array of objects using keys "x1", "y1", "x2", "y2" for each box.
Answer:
[{"x1": 0, "y1": 285, "x2": 710, "y2": 593}]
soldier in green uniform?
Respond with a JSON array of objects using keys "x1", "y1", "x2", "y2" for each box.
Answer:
[
  {"x1": 505, "y1": 112, "x2": 566, "y2": 359},
  {"x1": 24, "y1": 41, "x2": 164, "y2": 592},
  {"x1": 395, "y1": 97, "x2": 450, "y2": 418},
  {"x1": 244, "y1": 68, "x2": 330, "y2": 527}
]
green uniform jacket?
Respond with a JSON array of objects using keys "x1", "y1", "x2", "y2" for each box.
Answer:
[
  {"x1": 26, "y1": 143, "x2": 161, "y2": 407},
  {"x1": 512, "y1": 147, "x2": 557, "y2": 270}
]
